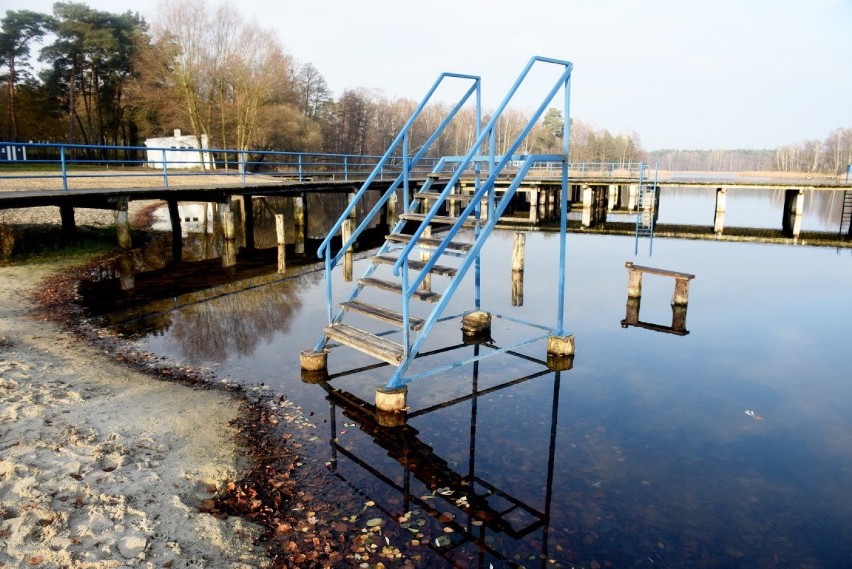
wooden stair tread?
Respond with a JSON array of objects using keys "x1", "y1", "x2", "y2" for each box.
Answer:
[
  {"x1": 399, "y1": 212, "x2": 485, "y2": 227},
  {"x1": 386, "y1": 233, "x2": 472, "y2": 252},
  {"x1": 325, "y1": 323, "x2": 405, "y2": 365},
  {"x1": 372, "y1": 254, "x2": 457, "y2": 277},
  {"x1": 359, "y1": 277, "x2": 441, "y2": 303},
  {"x1": 341, "y1": 299, "x2": 425, "y2": 330}
]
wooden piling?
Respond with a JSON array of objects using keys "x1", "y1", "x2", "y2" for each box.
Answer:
[
  {"x1": 420, "y1": 225, "x2": 432, "y2": 292},
  {"x1": 672, "y1": 277, "x2": 691, "y2": 306},
  {"x1": 512, "y1": 232, "x2": 525, "y2": 272},
  {"x1": 117, "y1": 253, "x2": 135, "y2": 292},
  {"x1": 388, "y1": 191, "x2": 398, "y2": 227},
  {"x1": 275, "y1": 213, "x2": 286, "y2": 273},
  {"x1": 342, "y1": 218, "x2": 353, "y2": 282},
  {"x1": 115, "y1": 200, "x2": 131, "y2": 249},
  {"x1": 294, "y1": 195, "x2": 305, "y2": 255},
  {"x1": 300, "y1": 349, "x2": 328, "y2": 371},
  {"x1": 512, "y1": 270, "x2": 524, "y2": 307},
  {"x1": 626, "y1": 262, "x2": 642, "y2": 298},
  {"x1": 222, "y1": 210, "x2": 237, "y2": 268}
]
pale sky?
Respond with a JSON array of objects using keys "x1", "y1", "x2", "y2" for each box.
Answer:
[{"x1": 7, "y1": 0, "x2": 852, "y2": 150}]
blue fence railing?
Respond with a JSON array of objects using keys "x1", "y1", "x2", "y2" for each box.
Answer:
[
  {"x1": 0, "y1": 140, "x2": 649, "y2": 192},
  {"x1": 0, "y1": 141, "x2": 443, "y2": 191}
]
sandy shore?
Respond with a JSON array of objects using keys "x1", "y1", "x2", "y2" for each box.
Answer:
[{"x1": 0, "y1": 258, "x2": 268, "y2": 567}]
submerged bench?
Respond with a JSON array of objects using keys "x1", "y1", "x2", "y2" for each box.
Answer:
[{"x1": 625, "y1": 261, "x2": 695, "y2": 306}]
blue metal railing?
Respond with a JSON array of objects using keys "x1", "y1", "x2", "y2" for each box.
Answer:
[
  {"x1": 312, "y1": 72, "x2": 481, "y2": 330},
  {"x1": 0, "y1": 141, "x2": 442, "y2": 189},
  {"x1": 380, "y1": 55, "x2": 573, "y2": 387}
]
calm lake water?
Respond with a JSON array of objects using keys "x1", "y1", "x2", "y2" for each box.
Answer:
[{"x1": 82, "y1": 187, "x2": 852, "y2": 567}]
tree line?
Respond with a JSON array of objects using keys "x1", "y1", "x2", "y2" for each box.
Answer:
[{"x1": 3, "y1": 2, "x2": 846, "y2": 174}]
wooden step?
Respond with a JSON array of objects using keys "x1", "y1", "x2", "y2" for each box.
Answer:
[
  {"x1": 325, "y1": 323, "x2": 405, "y2": 365},
  {"x1": 341, "y1": 299, "x2": 424, "y2": 330},
  {"x1": 386, "y1": 233, "x2": 472, "y2": 253},
  {"x1": 359, "y1": 277, "x2": 441, "y2": 303},
  {"x1": 372, "y1": 254, "x2": 458, "y2": 277},
  {"x1": 400, "y1": 212, "x2": 485, "y2": 227}
]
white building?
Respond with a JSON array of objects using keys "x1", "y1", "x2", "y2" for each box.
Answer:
[{"x1": 144, "y1": 129, "x2": 213, "y2": 170}]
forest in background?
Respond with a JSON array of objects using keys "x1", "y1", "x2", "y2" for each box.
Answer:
[{"x1": 1, "y1": 1, "x2": 850, "y2": 174}]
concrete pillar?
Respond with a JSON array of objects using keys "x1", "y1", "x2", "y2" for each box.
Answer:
[
  {"x1": 581, "y1": 185, "x2": 593, "y2": 227},
  {"x1": 275, "y1": 213, "x2": 286, "y2": 273},
  {"x1": 713, "y1": 188, "x2": 727, "y2": 236},
  {"x1": 529, "y1": 189, "x2": 539, "y2": 223},
  {"x1": 242, "y1": 195, "x2": 255, "y2": 250},
  {"x1": 547, "y1": 334, "x2": 576, "y2": 370},
  {"x1": 59, "y1": 204, "x2": 75, "y2": 238},
  {"x1": 607, "y1": 185, "x2": 618, "y2": 212},
  {"x1": 783, "y1": 189, "x2": 804, "y2": 238},
  {"x1": 461, "y1": 310, "x2": 491, "y2": 343},
  {"x1": 300, "y1": 349, "x2": 328, "y2": 371},
  {"x1": 114, "y1": 200, "x2": 131, "y2": 249},
  {"x1": 375, "y1": 385, "x2": 407, "y2": 413},
  {"x1": 625, "y1": 262, "x2": 642, "y2": 298},
  {"x1": 167, "y1": 199, "x2": 182, "y2": 263},
  {"x1": 627, "y1": 184, "x2": 638, "y2": 211}
]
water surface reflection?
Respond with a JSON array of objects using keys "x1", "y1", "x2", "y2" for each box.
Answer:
[{"x1": 80, "y1": 192, "x2": 852, "y2": 567}]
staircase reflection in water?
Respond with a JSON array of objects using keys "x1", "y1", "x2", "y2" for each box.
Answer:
[{"x1": 316, "y1": 345, "x2": 567, "y2": 568}]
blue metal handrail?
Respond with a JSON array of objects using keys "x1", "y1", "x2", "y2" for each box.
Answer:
[
  {"x1": 310, "y1": 72, "x2": 481, "y2": 331},
  {"x1": 382, "y1": 55, "x2": 573, "y2": 386},
  {"x1": 392, "y1": 56, "x2": 573, "y2": 280},
  {"x1": 0, "y1": 141, "x2": 442, "y2": 188}
]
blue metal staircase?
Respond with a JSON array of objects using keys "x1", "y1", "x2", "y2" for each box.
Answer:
[
  {"x1": 634, "y1": 162, "x2": 659, "y2": 255},
  {"x1": 310, "y1": 56, "x2": 574, "y2": 390}
]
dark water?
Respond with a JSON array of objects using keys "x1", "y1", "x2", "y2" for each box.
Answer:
[{"x1": 81, "y1": 188, "x2": 852, "y2": 567}]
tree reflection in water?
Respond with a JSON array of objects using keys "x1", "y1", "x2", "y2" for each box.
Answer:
[{"x1": 165, "y1": 270, "x2": 322, "y2": 361}]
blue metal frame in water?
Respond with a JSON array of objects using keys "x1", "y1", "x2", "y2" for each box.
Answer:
[{"x1": 312, "y1": 55, "x2": 574, "y2": 391}]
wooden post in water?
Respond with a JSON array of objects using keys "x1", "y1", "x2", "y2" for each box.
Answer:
[
  {"x1": 294, "y1": 195, "x2": 305, "y2": 255},
  {"x1": 115, "y1": 199, "x2": 131, "y2": 249},
  {"x1": 117, "y1": 253, "x2": 135, "y2": 292},
  {"x1": 511, "y1": 232, "x2": 525, "y2": 306},
  {"x1": 622, "y1": 297, "x2": 640, "y2": 327},
  {"x1": 714, "y1": 187, "x2": 727, "y2": 236},
  {"x1": 420, "y1": 225, "x2": 432, "y2": 292},
  {"x1": 671, "y1": 304, "x2": 688, "y2": 332},
  {"x1": 342, "y1": 218, "x2": 353, "y2": 282},
  {"x1": 221, "y1": 210, "x2": 237, "y2": 268},
  {"x1": 625, "y1": 261, "x2": 642, "y2": 298},
  {"x1": 275, "y1": 213, "x2": 286, "y2": 273},
  {"x1": 672, "y1": 277, "x2": 691, "y2": 306},
  {"x1": 388, "y1": 191, "x2": 398, "y2": 227}
]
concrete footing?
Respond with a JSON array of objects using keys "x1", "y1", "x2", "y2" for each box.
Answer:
[
  {"x1": 461, "y1": 310, "x2": 492, "y2": 343},
  {"x1": 300, "y1": 349, "x2": 328, "y2": 371},
  {"x1": 547, "y1": 334, "x2": 576, "y2": 357},
  {"x1": 375, "y1": 385, "x2": 407, "y2": 413}
]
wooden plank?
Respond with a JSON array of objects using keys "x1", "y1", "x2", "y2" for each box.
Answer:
[
  {"x1": 341, "y1": 299, "x2": 425, "y2": 330},
  {"x1": 325, "y1": 323, "x2": 405, "y2": 365},
  {"x1": 625, "y1": 261, "x2": 695, "y2": 280},
  {"x1": 372, "y1": 254, "x2": 457, "y2": 277},
  {"x1": 359, "y1": 277, "x2": 441, "y2": 303},
  {"x1": 385, "y1": 233, "x2": 472, "y2": 252},
  {"x1": 399, "y1": 213, "x2": 484, "y2": 227}
]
